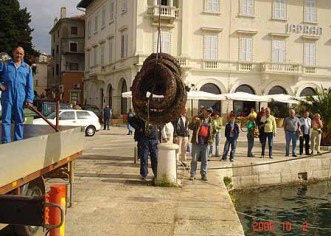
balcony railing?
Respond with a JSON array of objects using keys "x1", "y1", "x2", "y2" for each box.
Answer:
[
  {"x1": 147, "y1": 5, "x2": 179, "y2": 20},
  {"x1": 304, "y1": 66, "x2": 316, "y2": 74},
  {"x1": 262, "y1": 62, "x2": 301, "y2": 73},
  {"x1": 238, "y1": 62, "x2": 254, "y2": 71},
  {"x1": 203, "y1": 60, "x2": 220, "y2": 69}
]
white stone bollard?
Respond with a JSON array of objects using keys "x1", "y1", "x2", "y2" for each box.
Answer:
[{"x1": 155, "y1": 143, "x2": 179, "y2": 186}]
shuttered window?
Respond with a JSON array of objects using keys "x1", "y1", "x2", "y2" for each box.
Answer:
[
  {"x1": 110, "y1": 1, "x2": 115, "y2": 21},
  {"x1": 109, "y1": 38, "x2": 113, "y2": 63},
  {"x1": 304, "y1": 0, "x2": 317, "y2": 22},
  {"x1": 273, "y1": 0, "x2": 286, "y2": 19},
  {"x1": 272, "y1": 40, "x2": 286, "y2": 63},
  {"x1": 205, "y1": 0, "x2": 220, "y2": 13},
  {"x1": 304, "y1": 43, "x2": 316, "y2": 65},
  {"x1": 239, "y1": 37, "x2": 253, "y2": 62},
  {"x1": 154, "y1": 31, "x2": 171, "y2": 54},
  {"x1": 100, "y1": 44, "x2": 105, "y2": 66},
  {"x1": 240, "y1": 0, "x2": 254, "y2": 16},
  {"x1": 204, "y1": 35, "x2": 218, "y2": 60},
  {"x1": 121, "y1": 33, "x2": 128, "y2": 58}
]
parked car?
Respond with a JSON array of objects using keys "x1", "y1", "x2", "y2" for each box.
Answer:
[
  {"x1": 81, "y1": 104, "x2": 103, "y2": 123},
  {"x1": 33, "y1": 109, "x2": 101, "y2": 136}
]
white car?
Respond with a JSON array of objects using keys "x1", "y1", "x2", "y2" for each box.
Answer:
[{"x1": 33, "y1": 109, "x2": 101, "y2": 136}]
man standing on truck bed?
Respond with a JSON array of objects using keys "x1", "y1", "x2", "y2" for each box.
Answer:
[{"x1": 0, "y1": 46, "x2": 34, "y2": 143}]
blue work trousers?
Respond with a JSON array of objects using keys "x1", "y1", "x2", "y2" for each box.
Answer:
[
  {"x1": 1, "y1": 100, "x2": 24, "y2": 143},
  {"x1": 285, "y1": 131, "x2": 298, "y2": 156},
  {"x1": 139, "y1": 137, "x2": 158, "y2": 178},
  {"x1": 191, "y1": 143, "x2": 208, "y2": 177}
]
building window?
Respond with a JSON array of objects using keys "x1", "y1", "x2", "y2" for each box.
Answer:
[
  {"x1": 101, "y1": 7, "x2": 106, "y2": 28},
  {"x1": 56, "y1": 45, "x2": 59, "y2": 53},
  {"x1": 87, "y1": 50, "x2": 91, "y2": 68},
  {"x1": 240, "y1": 0, "x2": 254, "y2": 16},
  {"x1": 154, "y1": 31, "x2": 171, "y2": 54},
  {"x1": 56, "y1": 64, "x2": 59, "y2": 75},
  {"x1": 100, "y1": 44, "x2": 105, "y2": 66},
  {"x1": 273, "y1": 0, "x2": 286, "y2": 19},
  {"x1": 157, "y1": 0, "x2": 169, "y2": 5},
  {"x1": 304, "y1": 0, "x2": 317, "y2": 22},
  {"x1": 205, "y1": 0, "x2": 220, "y2": 13},
  {"x1": 300, "y1": 87, "x2": 316, "y2": 96},
  {"x1": 122, "y1": 0, "x2": 128, "y2": 13},
  {"x1": 109, "y1": 38, "x2": 114, "y2": 63},
  {"x1": 93, "y1": 46, "x2": 98, "y2": 66},
  {"x1": 304, "y1": 42, "x2": 316, "y2": 66},
  {"x1": 71, "y1": 26, "x2": 78, "y2": 35},
  {"x1": 69, "y1": 42, "x2": 78, "y2": 52},
  {"x1": 87, "y1": 20, "x2": 91, "y2": 37},
  {"x1": 70, "y1": 92, "x2": 80, "y2": 104},
  {"x1": 52, "y1": 49, "x2": 54, "y2": 57},
  {"x1": 120, "y1": 32, "x2": 128, "y2": 58},
  {"x1": 94, "y1": 14, "x2": 98, "y2": 33},
  {"x1": 239, "y1": 37, "x2": 253, "y2": 61},
  {"x1": 69, "y1": 63, "x2": 79, "y2": 71},
  {"x1": 110, "y1": 1, "x2": 115, "y2": 21},
  {"x1": 204, "y1": 35, "x2": 218, "y2": 60},
  {"x1": 272, "y1": 40, "x2": 286, "y2": 63}
]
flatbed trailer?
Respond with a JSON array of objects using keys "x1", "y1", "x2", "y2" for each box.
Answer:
[{"x1": 0, "y1": 125, "x2": 85, "y2": 235}]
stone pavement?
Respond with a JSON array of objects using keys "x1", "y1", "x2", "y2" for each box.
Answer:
[
  {"x1": 64, "y1": 127, "x2": 244, "y2": 236},
  {"x1": 62, "y1": 126, "x2": 330, "y2": 236}
]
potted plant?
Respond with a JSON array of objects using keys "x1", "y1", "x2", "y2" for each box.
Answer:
[{"x1": 268, "y1": 101, "x2": 290, "y2": 127}]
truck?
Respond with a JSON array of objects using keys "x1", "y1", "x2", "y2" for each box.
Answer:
[{"x1": 0, "y1": 124, "x2": 85, "y2": 235}]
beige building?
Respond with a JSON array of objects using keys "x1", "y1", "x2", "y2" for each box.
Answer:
[
  {"x1": 77, "y1": 0, "x2": 331, "y2": 116},
  {"x1": 49, "y1": 7, "x2": 85, "y2": 104},
  {"x1": 32, "y1": 53, "x2": 49, "y2": 96}
]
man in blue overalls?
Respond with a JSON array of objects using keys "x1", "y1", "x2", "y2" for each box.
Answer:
[
  {"x1": 0, "y1": 46, "x2": 34, "y2": 143},
  {"x1": 128, "y1": 115, "x2": 158, "y2": 181}
]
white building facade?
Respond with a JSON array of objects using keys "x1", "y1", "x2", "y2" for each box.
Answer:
[{"x1": 78, "y1": 0, "x2": 331, "y2": 116}]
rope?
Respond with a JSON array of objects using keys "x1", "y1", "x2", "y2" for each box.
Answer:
[{"x1": 156, "y1": 3, "x2": 162, "y2": 61}]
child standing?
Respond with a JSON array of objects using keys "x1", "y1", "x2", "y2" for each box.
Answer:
[{"x1": 221, "y1": 114, "x2": 240, "y2": 162}]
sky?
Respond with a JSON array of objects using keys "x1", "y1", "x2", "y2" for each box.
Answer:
[{"x1": 18, "y1": 0, "x2": 83, "y2": 54}]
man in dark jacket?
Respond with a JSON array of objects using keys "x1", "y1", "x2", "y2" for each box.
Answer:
[
  {"x1": 221, "y1": 114, "x2": 240, "y2": 162},
  {"x1": 103, "y1": 105, "x2": 112, "y2": 130},
  {"x1": 128, "y1": 115, "x2": 158, "y2": 181},
  {"x1": 174, "y1": 108, "x2": 190, "y2": 163}
]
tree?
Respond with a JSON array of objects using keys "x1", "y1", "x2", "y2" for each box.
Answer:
[
  {"x1": 0, "y1": 0, "x2": 39, "y2": 63},
  {"x1": 299, "y1": 88, "x2": 331, "y2": 146}
]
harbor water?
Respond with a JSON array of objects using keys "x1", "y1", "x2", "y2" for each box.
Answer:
[{"x1": 234, "y1": 181, "x2": 331, "y2": 236}]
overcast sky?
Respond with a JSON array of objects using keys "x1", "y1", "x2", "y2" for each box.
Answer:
[{"x1": 18, "y1": 0, "x2": 83, "y2": 54}]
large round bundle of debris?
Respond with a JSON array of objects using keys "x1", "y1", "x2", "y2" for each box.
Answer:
[{"x1": 131, "y1": 53, "x2": 188, "y2": 125}]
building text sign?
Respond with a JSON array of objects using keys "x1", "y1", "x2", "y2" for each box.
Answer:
[{"x1": 286, "y1": 24, "x2": 322, "y2": 35}]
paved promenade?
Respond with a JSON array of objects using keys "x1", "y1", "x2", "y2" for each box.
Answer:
[{"x1": 64, "y1": 127, "x2": 245, "y2": 236}]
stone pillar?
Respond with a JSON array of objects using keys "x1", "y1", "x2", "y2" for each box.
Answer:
[{"x1": 155, "y1": 143, "x2": 179, "y2": 186}]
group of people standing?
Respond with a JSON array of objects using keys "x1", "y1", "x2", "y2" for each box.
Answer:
[
  {"x1": 127, "y1": 105, "x2": 323, "y2": 182},
  {"x1": 247, "y1": 107, "x2": 323, "y2": 159}
]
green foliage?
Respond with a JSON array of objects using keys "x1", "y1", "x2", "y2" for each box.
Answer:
[
  {"x1": 300, "y1": 87, "x2": 331, "y2": 146},
  {"x1": 268, "y1": 101, "x2": 290, "y2": 118},
  {"x1": 0, "y1": 0, "x2": 39, "y2": 63},
  {"x1": 223, "y1": 176, "x2": 233, "y2": 190}
]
